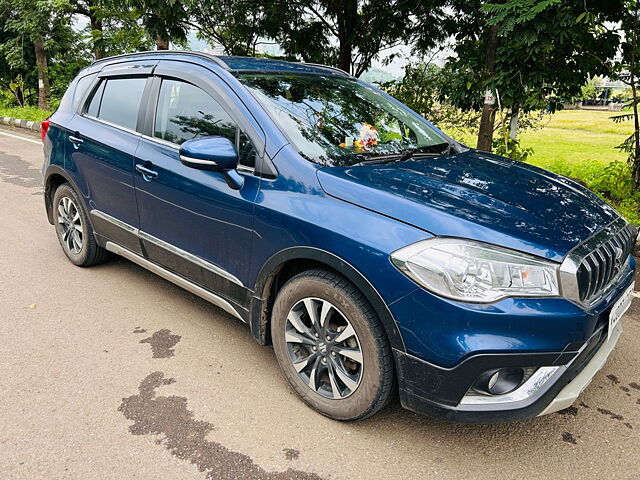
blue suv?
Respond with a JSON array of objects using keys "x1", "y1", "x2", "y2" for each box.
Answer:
[{"x1": 43, "y1": 51, "x2": 636, "y2": 423}]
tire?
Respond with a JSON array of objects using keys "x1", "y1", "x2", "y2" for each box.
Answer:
[
  {"x1": 271, "y1": 269, "x2": 395, "y2": 421},
  {"x1": 52, "y1": 183, "x2": 110, "y2": 267}
]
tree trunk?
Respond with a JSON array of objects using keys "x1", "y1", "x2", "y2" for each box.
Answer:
[
  {"x1": 477, "y1": 25, "x2": 499, "y2": 152},
  {"x1": 156, "y1": 36, "x2": 169, "y2": 50},
  {"x1": 337, "y1": 40, "x2": 352, "y2": 74},
  {"x1": 34, "y1": 38, "x2": 50, "y2": 111},
  {"x1": 509, "y1": 106, "x2": 520, "y2": 141},
  {"x1": 90, "y1": 14, "x2": 104, "y2": 59},
  {"x1": 336, "y1": 0, "x2": 358, "y2": 74},
  {"x1": 15, "y1": 86, "x2": 24, "y2": 107},
  {"x1": 630, "y1": 3, "x2": 640, "y2": 188},
  {"x1": 631, "y1": 82, "x2": 640, "y2": 187}
]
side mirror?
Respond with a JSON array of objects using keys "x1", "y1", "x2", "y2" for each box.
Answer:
[
  {"x1": 179, "y1": 136, "x2": 238, "y2": 172},
  {"x1": 179, "y1": 136, "x2": 244, "y2": 189}
]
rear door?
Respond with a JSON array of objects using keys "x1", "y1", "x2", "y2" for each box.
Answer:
[
  {"x1": 65, "y1": 63, "x2": 155, "y2": 254},
  {"x1": 133, "y1": 61, "x2": 264, "y2": 313}
]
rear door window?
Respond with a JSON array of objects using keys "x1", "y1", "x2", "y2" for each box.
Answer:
[{"x1": 86, "y1": 77, "x2": 147, "y2": 131}]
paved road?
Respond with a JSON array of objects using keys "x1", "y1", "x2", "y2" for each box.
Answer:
[{"x1": 1, "y1": 124, "x2": 639, "y2": 480}]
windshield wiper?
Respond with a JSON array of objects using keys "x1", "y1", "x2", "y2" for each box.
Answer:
[{"x1": 353, "y1": 144, "x2": 453, "y2": 166}]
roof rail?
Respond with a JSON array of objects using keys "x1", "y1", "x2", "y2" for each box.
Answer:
[
  {"x1": 90, "y1": 51, "x2": 353, "y2": 78},
  {"x1": 302, "y1": 62, "x2": 351, "y2": 77},
  {"x1": 91, "y1": 50, "x2": 230, "y2": 69}
]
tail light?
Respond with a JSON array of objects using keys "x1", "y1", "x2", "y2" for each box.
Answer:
[{"x1": 41, "y1": 117, "x2": 50, "y2": 142}]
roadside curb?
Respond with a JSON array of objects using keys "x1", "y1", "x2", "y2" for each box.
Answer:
[{"x1": 0, "y1": 116, "x2": 41, "y2": 132}]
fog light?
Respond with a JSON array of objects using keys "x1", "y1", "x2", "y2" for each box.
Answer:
[{"x1": 473, "y1": 368, "x2": 526, "y2": 395}]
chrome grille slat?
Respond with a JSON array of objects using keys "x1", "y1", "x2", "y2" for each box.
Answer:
[
  {"x1": 594, "y1": 250, "x2": 606, "y2": 293},
  {"x1": 574, "y1": 223, "x2": 636, "y2": 304},
  {"x1": 602, "y1": 241, "x2": 615, "y2": 286}
]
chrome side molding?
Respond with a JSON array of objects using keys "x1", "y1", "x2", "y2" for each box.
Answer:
[
  {"x1": 138, "y1": 230, "x2": 244, "y2": 286},
  {"x1": 105, "y1": 241, "x2": 245, "y2": 322},
  {"x1": 90, "y1": 209, "x2": 244, "y2": 287},
  {"x1": 91, "y1": 209, "x2": 139, "y2": 235}
]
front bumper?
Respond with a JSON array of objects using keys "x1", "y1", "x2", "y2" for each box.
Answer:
[
  {"x1": 393, "y1": 270, "x2": 633, "y2": 423},
  {"x1": 396, "y1": 320, "x2": 622, "y2": 423},
  {"x1": 539, "y1": 321, "x2": 622, "y2": 415}
]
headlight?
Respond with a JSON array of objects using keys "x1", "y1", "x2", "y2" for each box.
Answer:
[{"x1": 391, "y1": 238, "x2": 560, "y2": 303}]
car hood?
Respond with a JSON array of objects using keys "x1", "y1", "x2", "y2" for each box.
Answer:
[{"x1": 316, "y1": 150, "x2": 620, "y2": 262}]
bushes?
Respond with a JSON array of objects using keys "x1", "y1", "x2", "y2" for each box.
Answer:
[
  {"x1": 540, "y1": 159, "x2": 640, "y2": 224},
  {"x1": 0, "y1": 104, "x2": 52, "y2": 122}
]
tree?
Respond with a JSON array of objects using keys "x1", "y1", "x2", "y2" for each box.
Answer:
[
  {"x1": 435, "y1": 0, "x2": 622, "y2": 152},
  {"x1": 129, "y1": 0, "x2": 189, "y2": 50},
  {"x1": 612, "y1": 1, "x2": 640, "y2": 188},
  {"x1": 186, "y1": 0, "x2": 273, "y2": 56},
  {"x1": 70, "y1": 0, "x2": 105, "y2": 59},
  {"x1": 0, "y1": 0, "x2": 75, "y2": 109},
  {"x1": 0, "y1": 14, "x2": 38, "y2": 106},
  {"x1": 263, "y1": 1, "x2": 446, "y2": 77},
  {"x1": 71, "y1": 0, "x2": 155, "y2": 60},
  {"x1": 581, "y1": 76, "x2": 604, "y2": 101},
  {"x1": 380, "y1": 62, "x2": 480, "y2": 137}
]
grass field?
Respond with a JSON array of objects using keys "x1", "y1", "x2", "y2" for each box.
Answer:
[
  {"x1": 520, "y1": 110, "x2": 632, "y2": 169},
  {"x1": 447, "y1": 109, "x2": 632, "y2": 167}
]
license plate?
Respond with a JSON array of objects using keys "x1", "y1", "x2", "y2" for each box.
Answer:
[{"x1": 609, "y1": 282, "x2": 634, "y2": 340}]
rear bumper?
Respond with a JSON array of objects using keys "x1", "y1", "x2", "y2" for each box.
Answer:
[{"x1": 395, "y1": 313, "x2": 624, "y2": 424}]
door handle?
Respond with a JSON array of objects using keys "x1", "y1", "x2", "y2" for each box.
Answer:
[
  {"x1": 68, "y1": 135, "x2": 83, "y2": 149},
  {"x1": 135, "y1": 164, "x2": 159, "y2": 181}
]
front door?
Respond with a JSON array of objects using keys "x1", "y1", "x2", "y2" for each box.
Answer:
[{"x1": 133, "y1": 73, "x2": 261, "y2": 313}]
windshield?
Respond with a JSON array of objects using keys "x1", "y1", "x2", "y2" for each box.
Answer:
[{"x1": 237, "y1": 73, "x2": 450, "y2": 167}]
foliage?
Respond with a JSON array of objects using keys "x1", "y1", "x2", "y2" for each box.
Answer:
[
  {"x1": 0, "y1": 14, "x2": 38, "y2": 106},
  {"x1": 70, "y1": 1, "x2": 155, "y2": 59},
  {"x1": 540, "y1": 159, "x2": 640, "y2": 224},
  {"x1": 128, "y1": 0, "x2": 189, "y2": 48},
  {"x1": 492, "y1": 137, "x2": 534, "y2": 161},
  {"x1": 436, "y1": 0, "x2": 622, "y2": 148},
  {"x1": 581, "y1": 77, "x2": 604, "y2": 101},
  {"x1": 381, "y1": 63, "x2": 480, "y2": 140},
  {"x1": 261, "y1": 1, "x2": 447, "y2": 76},
  {"x1": 609, "y1": 1, "x2": 640, "y2": 188},
  {"x1": 186, "y1": 0, "x2": 274, "y2": 57},
  {"x1": 0, "y1": 104, "x2": 52, "y2": 121}
]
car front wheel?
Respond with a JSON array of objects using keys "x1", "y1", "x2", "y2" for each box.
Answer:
[{"x1": 271, "y1": 269, "x2": 395, "y2": 421}]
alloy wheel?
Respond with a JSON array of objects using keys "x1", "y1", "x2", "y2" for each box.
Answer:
[
  {"x1": 57, "y1": 196, "x2": 84, "y2": 255},
  {"x1": 285, "y1": 297, "x2": 363, "y2": 399}
]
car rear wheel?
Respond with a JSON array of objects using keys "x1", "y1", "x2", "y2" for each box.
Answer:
[
  {"x1": 53, "y1": 183, "x2": 110, "y2": 267},
  {"x1": 271, "y1": 269, "x2": 395, "y2": 421}
]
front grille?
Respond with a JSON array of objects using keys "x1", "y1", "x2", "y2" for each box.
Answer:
[{"x1": 576, "y1": 224, "x2": 636, "y2": 303}]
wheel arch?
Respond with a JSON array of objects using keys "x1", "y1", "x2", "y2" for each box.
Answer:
[
  {"x1": 249, "y1": 246, "x2": 406, "y2": 352},
  {"x1": 44, "y1": 166, "x2": 87, "y2": 225}
]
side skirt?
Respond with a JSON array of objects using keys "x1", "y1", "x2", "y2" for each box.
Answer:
[{"x1": 105, "y1": 241, "x2": 246, "y2": 322}]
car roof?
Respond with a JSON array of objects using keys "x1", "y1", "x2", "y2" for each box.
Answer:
[{"x1": 91, "y1": 50, "x2": 351, "y2": 78}]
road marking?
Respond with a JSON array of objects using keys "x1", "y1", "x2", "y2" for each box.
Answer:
[{"x1": 0, "y1": 130, "x2": 42, "y2": 145}]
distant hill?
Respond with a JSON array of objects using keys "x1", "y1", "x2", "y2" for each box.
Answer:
[{"x1": 360, "y1": 68, "x2": 397, "y2": 84}]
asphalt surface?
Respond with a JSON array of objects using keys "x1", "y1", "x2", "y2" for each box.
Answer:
[{"x1": 1, "y1": 124, "x2": 639, "y2": 480}]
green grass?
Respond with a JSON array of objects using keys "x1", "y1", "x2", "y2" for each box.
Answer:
[
  {"x1": 520, "y1": 110, "x2": 631, "y2": 169},
  {"x1": 0, "y1": 105, "x2": 52, "y2": 122},
  {"x1": 445, "y1": 110, "x2": 632, "y2": 166}
]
